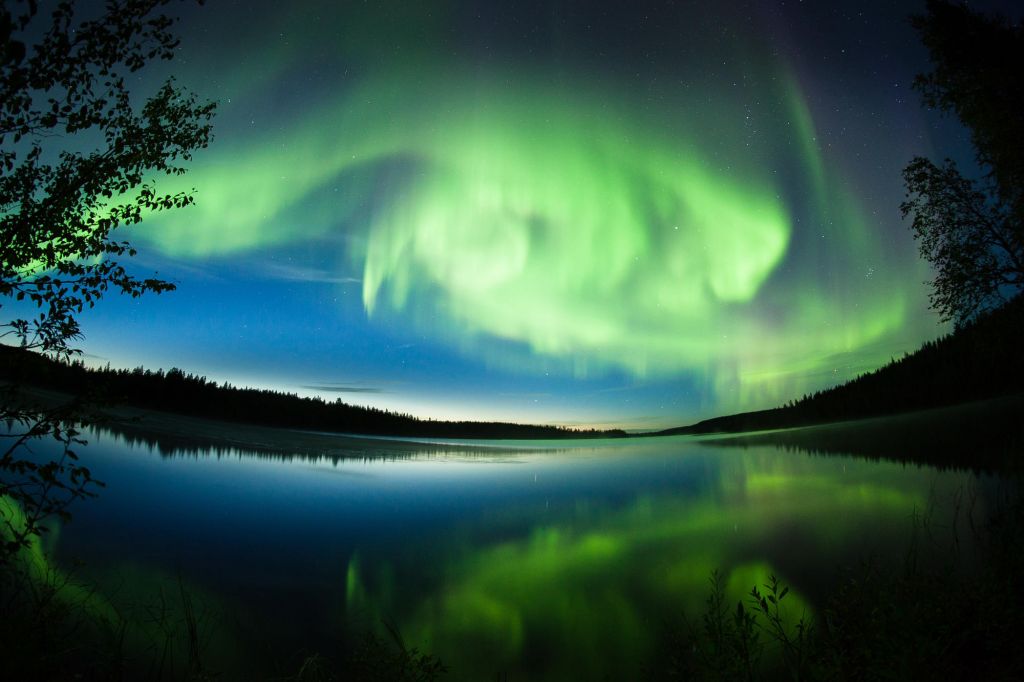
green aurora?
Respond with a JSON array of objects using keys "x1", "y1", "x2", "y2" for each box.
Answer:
[
  {"x1": 107, "y1": 0, "x2": 947, "y2": 422},
  {"x1": 139, "y1": 61, "x2": 929, "y2": 410}
]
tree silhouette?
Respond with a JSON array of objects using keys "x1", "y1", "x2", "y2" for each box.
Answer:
[
  {"x1": 901, "y1": 0, "x2": 1023, "y2": 326},
  {"x1": 1, "y1": 0, "x2": 214, "y2": 558}
]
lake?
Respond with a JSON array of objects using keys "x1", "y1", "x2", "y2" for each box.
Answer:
[{"x1": 42, "y1": 421, "x2": 1007, "y2": 680}]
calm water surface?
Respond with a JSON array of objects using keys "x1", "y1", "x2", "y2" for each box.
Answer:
[{"x1": 52, "y1": 428, "x2": 1001, "y2": 679}]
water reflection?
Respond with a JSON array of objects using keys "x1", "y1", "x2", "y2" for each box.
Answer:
[
  {"x1": 697, "y1": 394, "x2": 1024, "y2": 473},
  {"x1": 339, "y1": 448, "x2": 984, "y2": 679},
  {"x1": 95, "y1": 413, "x2": 566, "y2": 463},
  {"x1": 48, "y1": 418, "x2": 1007, "y2": 679}
]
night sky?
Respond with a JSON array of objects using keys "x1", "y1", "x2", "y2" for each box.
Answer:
[{"x1": 74, "y1": 0, "x2": 1014, "y2": 430}]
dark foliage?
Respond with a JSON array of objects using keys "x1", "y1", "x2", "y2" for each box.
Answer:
[
  {"x1": 0, "y1": 0, "x2": 215, "y2": 357},
  {"x1": 902, "y1": 157, "x2": 1022, "y2": 325},
  {"x1": 0, "y1": 385, "x2": 106, "y2": 557},
  {"x1": 703, "y1": 394, "x2": 1024, "y2": 474},
  {"x1": 661, "y1": 495, "x2": 1024, "y2": 681},
  {"x1": 901, "y1": 1, "x2": 1024, "y2": 325},
  {"x1": 658, "y1": 294, "x2": 1024, "y2": 442},
  {"x1": 1, "y1": 0, "x2": 214, "y2": 560},
  {"x1": 912, "y1": 0, "x2": 1024, "y2": 227},
  {"x1": 341, "y1": 620, "x2": 447, "y2": 682},
  {"x1": 0, "y1": 346, "x2": 628, "y2": 440}
]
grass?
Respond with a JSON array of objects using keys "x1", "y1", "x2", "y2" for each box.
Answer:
[
  {"x1": 664, "y1": 570, "x2": 814, "y2": 681},
  {"x1": 659, "y1": 490, "x2": 1024, "y2": 681}
]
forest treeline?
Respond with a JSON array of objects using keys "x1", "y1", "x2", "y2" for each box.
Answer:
[
  {"x1": 0, "y1": 348, "x2": 626, "y2": 440},
  {"x1": 659, "y1": 293, "x2": 1024, "y2": 436},
  {"x1": 4, "y1": 294, "x2": 1020, "y2": 442}
]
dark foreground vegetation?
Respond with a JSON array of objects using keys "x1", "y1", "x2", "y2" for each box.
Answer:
[
  {"x1": 658, "y1": 493, "x2": 1024, "y2": 681},
  {"x1": 704, "y1": 393, "x2": 1024, "y2": 474},
  {"x1": 658, "y1": 294, "x2": 1024, "y2": 439},
  {"x1": 0, "y1": 345, "x2": 626, "y2": 440},
  {"x1": 4, "y1": 486, "x2": 1022, "y2": 681}
]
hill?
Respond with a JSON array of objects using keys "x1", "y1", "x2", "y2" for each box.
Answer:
[
  {"x1": 0, "y1": 347, "x2": 627, "y2": 440},
  {"x1": 656, "y1": 295, "x2": 1024, "y2": 436}
]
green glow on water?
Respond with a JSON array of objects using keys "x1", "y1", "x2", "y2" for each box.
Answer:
[
  {"x1": 341, "y1": 449, "x2": 932, "y2": 680},
  {"x1": 28, "y1": 430, "x2": 989, "y2": 677}
]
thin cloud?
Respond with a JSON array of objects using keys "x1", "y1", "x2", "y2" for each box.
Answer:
[
  {"x1": 302, "y1": 383, "x2": 384, "y2": 394},
  {"x1": 264, "y1": 262, "x2": 361, "y2": 285},
  {"x1": 497, "y1": 392, "x2": 553, "y2": 400}
]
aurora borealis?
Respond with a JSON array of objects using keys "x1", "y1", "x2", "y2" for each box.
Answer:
[{"x1": 75, "y1": 0, "x2": 1012, "y2": 428}]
